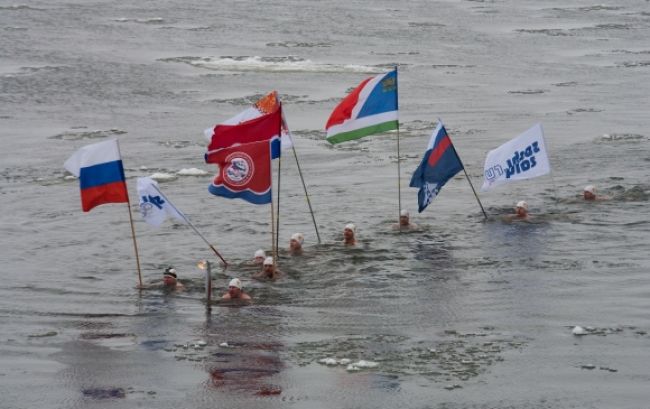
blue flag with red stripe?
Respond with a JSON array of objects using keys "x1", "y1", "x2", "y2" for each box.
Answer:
[{"x1": 409, "y1": 120, "x2": 463, "y2": 212}]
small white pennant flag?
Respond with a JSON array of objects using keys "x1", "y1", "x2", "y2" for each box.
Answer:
[{"x1": 137, "y1": 177, "x2": 187, "y2": 227}]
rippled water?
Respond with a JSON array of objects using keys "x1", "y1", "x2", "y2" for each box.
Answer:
[{"x1": 1, "y1": 0, "x2": 649, "y2": 408}]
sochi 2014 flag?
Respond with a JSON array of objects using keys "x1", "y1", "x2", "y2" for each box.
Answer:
[
  {"x1": 64, "y1": 139, "x2": 129, "y2": 212},
  {"x1": 204, "y1": 92, "x2": 288, "y2": 157},
  {"x1": 481, "y1": 123, "x2": 550, "y2": 192},
  {"x1": 325, "y1": 69, "x2": 398, "y2": 144},
  {"x1": 205, "y1": 139, "x2": 272, "y2": 205},
  {"x1": 409, "y1": 120, "x2": 464, "y2": 212},
  {"x1": 137, "y1": 177, "x2": 188, "y2": 227}
]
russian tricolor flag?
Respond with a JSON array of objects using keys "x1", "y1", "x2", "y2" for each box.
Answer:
[
  {"x1": 409, "y1": 120, "x2": 464, "y2": 212},
  {"x1": 64, "y1": 139, "x2": 129, "y2": 212},
  {"x1": 325, "y1": 69, "x2": 398, "y2": 144}
]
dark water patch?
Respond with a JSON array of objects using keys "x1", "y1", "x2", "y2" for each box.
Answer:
[
  {"x1": 112, "y1": 17, "x2": 166, "y2": 24},
  {"x1": 156, "y1": 139, "x2": 201, "y2": 149},
  {"x1": 266, "y1": 41, "x2": 333, "y2": 48},
  {"x1": 551, "y1": 5, "x2": 623, "y2": 12},
  {"x1": 553, "y1": 81, "x2": 579, "y2": 87},
  {"x1": 507, "y1": 89, "x2": 548, "y2": 95},
  {"x1": 28, "y1": 331, "x2": 58, "y2": 338},
  {"x1": 49, "y1": 128, "x2": 127, "y2": 141},
  {"x1": 616, "y1": 61, "x2": 650, "y2": 68},
  {"x1": 408, "y1": 22, "x2": 446, "y2": 28},
  {"x1": 431, "y1": 64, "x2": 476, "y2": 69},
  {"x1": 81, "y1": 387, "x2": 125, "y2": 399},
  {"x1": 611, "y1": 49, "x2": 650, "y2": 55},
  {"x1": 0, "y1": 4, "x2": 43, "y2": 10},
  {"x1": 567, "y1": 108, "x2": 602, "y2": 115},
  {"x1": 79, "y1": 332, "x2": 135, "y2": 340},
  {"x1": 595, "y1": 133, "x2": 646, "y2": 143},
  {"x1": 3, "y1": 65, "x2": 68, "y2": 77},
  {"x1": 515, "y1": 28, "x2": 572, "y2": 36},
  {"x1": 370, "y1": 51, "x2": 420, "y2": 56}
]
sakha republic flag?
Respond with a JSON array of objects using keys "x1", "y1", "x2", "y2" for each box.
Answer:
[
  {"x1": 409, "y1": 120, "x2": 464, "y2": 213},
  {"x1": 63, "y1": 139, "x2": 129, "y2": 212},
  {"x1": 325, "y1": 69, "x2": 398, "y2": 144},
  {"x1": 204, "y1": 91, "x2": 291, "y2": 157},
  {"x1": 481, "y1": 123, "x2": 551, "y2": 192},
  {"x1": 137, "y1": 177, "x2": 188, "y2": 227},
  {"x1": 205, "y1": 139, "x2": 273, "y2": 205}
]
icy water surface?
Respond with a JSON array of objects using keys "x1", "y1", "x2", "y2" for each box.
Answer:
[{"x1": 1, "y1": 0, "x2": 649, "y2": 408}]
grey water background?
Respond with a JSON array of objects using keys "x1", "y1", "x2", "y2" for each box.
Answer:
[{"x1": 1, "y1": 0, "x2": 649, "y2": 407}]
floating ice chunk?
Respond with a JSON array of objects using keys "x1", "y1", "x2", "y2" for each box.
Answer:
[
  {"x1": 196, "y1": 341, "x2": 207, "y2": 346},
  {"x1": 219, "y1": 342, "x2": 230, "y2": 347},
  {"x1": 352, "y1": 360, "x2": 379, "y2": 368},
  {"x1": 318, "y1": 358, "x2": 338, "y2": 366},
  {"x1": 346, "y1": 364, "x2": 360, "y2": 371},
  {"x1": 64, "y1": 175, "x2": 77, "y2": 180},
  {"x1": 140, "y1": 166, "x2": 148, "y2": 170},
  {"x1": 150, "y1": 172, "x2": 177, "y2": 182},
  {"x1": 338, "y1": 358, "x2": 351, "y2": 365},
  {"x1": 572, "y1": 326, "x2": 588, "y2": 336},
  {"x1": 177, "y1": 168, "x2": 208, "y2": 176}
]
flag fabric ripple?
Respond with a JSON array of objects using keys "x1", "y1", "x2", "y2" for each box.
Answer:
[
  {"x1": 325, "y1": 70, "x2": 398, "y2": 144},
  {"x1": 63, "y1": 139, "x2": 129, "y2": 212},
  {"x1": 205, "y1": 139, "x2": 272, "y2": 205},
  {"x1": 409, "y1": 121, "x2": 464, "y2": 213}
]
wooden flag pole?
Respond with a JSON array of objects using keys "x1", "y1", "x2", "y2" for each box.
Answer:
[
  {"x1": 150, "y1": 184, "x2": 228, "y2": 268},
  {"x1": 395, "y1": 66, "x2": 402, "y2": 231},
  {"x1": 270, "y1": 150, "x2": 278, "y2": 265},
  {"x1": 115, "y1": 139, "x2": 143, "y2": 287},
  {"x1": 126, "y1": 199, "x2": 143, "y2": 287},
  {"x1": 291, "y1": 145, "x2": 322, "y2": 244},
  {"x1": 449, "y1": 142, "x2": 488, "y2": 220},
  {"x1": 276, "y1": 147, "x2": 282, "y2": 259}
]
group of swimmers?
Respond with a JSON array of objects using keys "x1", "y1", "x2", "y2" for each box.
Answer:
[{"x1": 150, "y1": 185, "x2": 604, "y2": 301}]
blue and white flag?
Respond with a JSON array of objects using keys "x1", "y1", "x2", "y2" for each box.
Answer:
[
  {"x1": 481, "y1": 123, "x2": 551, "y2": 192},
  {"x1": 137, "y1": 177, "x2": 187, "y2": 227},
  {"x1": 409, "y1": 120, "x2": 464, "y2": 213}
]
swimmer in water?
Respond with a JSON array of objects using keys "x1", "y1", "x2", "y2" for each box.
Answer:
[
  {"x1": 221, "y1": 278, "x2": 251, "y2": 301},
  {"x1": 253, "y1": 257, "x2": 282, "y2": 281},
  {"x1": 289, "y1": 233, "x2": 304, "y2": 255},
  {"x1": 392, "y1": 209, "x2": 418, "y2": 230},
  {"x1": 503, "y1": 200, "x2": 529, "y2": 221},
  {"x1": 137, "y1": 267, "x2": 185, "y2": 290},
  {"x1": 343, "y1": 223, "x2": 357, "y2": 246},
  {"x1": 253, "y1": 249, "x2": 266, "y2": 265},
  {"x1": 583, "y1": 185, "x2": 610, "y2": 201}
]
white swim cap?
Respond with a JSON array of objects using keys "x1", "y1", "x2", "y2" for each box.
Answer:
[
  {"x1": 516, "y1": 200, "x2": 528, "y2": 210},
  {"x1": 263, "y1": 256, "x2": 274, "y2": 266},
  {"x1": 344, "y1": 223, "x2": 356, "y2": 232},
  {"x1": 290, "y1": 233, "x2": 304, "y2": 245},
  {"x1": 228, "y1": 278, "x2": 242, "y2": 289},
  {"x1": 584, "y1": 185, "x2": 595, "y2": 194},
  {"x1": 400, "y1": 209, "x2": 409, "y2": 217},
  {"x1": 254, "y1": 249, "x2": 265, "y2": 258}
]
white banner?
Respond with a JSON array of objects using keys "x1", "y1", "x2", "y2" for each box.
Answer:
[
  {"x1": 481, "y1": 123, "x2": 551, "y2": 191},
  {"x1": 137, "y1": 177, "x2": 187, "y2": 227}
]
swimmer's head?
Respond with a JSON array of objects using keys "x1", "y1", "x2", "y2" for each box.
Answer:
[
  {"x1": 290, "y1": 233, "x2": 304, "y2": 250},
  {"x1": 399, "y1": 209, "x2": 410, "y2": 226},
  {"x1": 163, "y1": 267, "x2": 177, "y2": 286},
  {"x1": 228, "y1": 278, "x2": 243, "y2": 298},
  {"x1": 254, "y1": 249, "x2": 266, "y2": 264},
  {"x1": 344, "y1": 223, "x2": 356, "y2": 242},
  {"x1": 515, "y1": 201, "x2": 528, "y2": 217},
  {"x1": 583, "y1": 185, "x2": 596, "y2": 200}
]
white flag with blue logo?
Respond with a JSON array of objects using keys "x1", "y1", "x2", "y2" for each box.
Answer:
[
  {"x1": 137, "y1": 177, "x2": 187, "y2": 227},
  {"x1": 481, "y1": 123, "x2": 551, "y2": 192}
]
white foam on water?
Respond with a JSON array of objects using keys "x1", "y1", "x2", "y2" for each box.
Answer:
[
  {"x1": 177, "y1": 168, "x2": 208, "y2": 176},
  {"x1": 187, "y1": 56, "x2": 379, "y2": 74},
  {"x1": 572, "y1": 326, "x2": 587, "y2": 336},
  {"x1": 149, "y1": 172, "x2": 177, "y2": 182}
]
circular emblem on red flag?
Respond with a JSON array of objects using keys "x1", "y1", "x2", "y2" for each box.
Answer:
[{"x1": 223, "y1": 152, "x2": 254, "y2": 186}]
